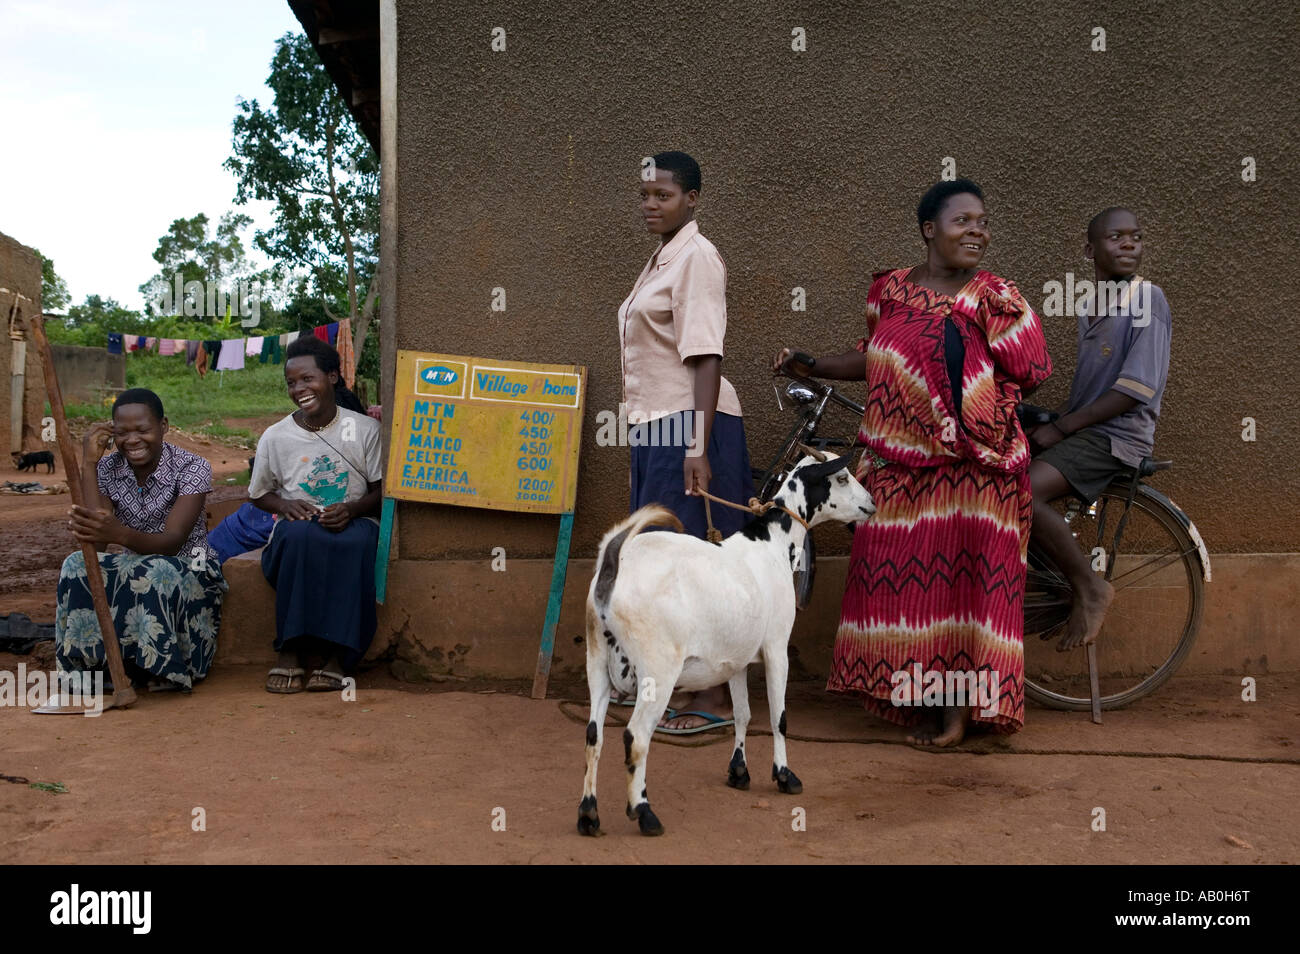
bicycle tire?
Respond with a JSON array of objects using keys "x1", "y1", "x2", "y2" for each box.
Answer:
[{"x1": 1023, "y1": 484, "x2": 1205, "y2": 711}]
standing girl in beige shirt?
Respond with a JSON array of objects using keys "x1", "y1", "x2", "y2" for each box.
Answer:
[{"x1": 617, "y1": 150, "x2": 753, "y2": 733}]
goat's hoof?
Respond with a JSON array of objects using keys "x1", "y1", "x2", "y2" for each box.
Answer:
[
  {"x1": 727, "y1": 766, "x2": 751, "y2": 790},
  {"x1": 773, "y1": 765, "x2": 803, "y2": 795},
  {"x1": 634, "y1": 803, "x2": 664, "y2": 836},
  {"x1": 728, "y1": 748, "x2": 751, "y2": 789},
  {"x1": 577, "y1": 796, "x2": 602, "y2": 836}
]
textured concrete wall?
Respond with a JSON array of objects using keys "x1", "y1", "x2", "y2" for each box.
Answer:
[
  {"x1": 213, "y1": 553, "x2": 1298, "y2": 675},
  {"x1": 50, "y1": 344, "x2": 125, "y2": 405},
  {"x1": 393, "y1": 0, "x2": 1299, "y2": 558},
  {"x1": 0, "y1": 231, "x2": 46, "y2": 458}
]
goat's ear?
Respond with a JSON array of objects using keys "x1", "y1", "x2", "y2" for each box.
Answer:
[{"x1": 800, "y1": 455, "x2": 851, "y2": 482}]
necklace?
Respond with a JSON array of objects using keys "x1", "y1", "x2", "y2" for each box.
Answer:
[{"x1": 296, "y1": 407, "x2": 338, "y2": 432}]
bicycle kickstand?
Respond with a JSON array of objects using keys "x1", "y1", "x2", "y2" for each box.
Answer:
[{"x1": 1087, "y1": 643, "x2": 1102, "y2": 724}]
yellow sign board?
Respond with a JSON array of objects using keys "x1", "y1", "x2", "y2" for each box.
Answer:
[{"x1": 385, "y1": 351, "x2": 586, "y2": 513}]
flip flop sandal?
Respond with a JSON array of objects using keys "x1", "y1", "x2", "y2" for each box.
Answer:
[
  {"x1": 266, "y1": 666, "x2": 305, "y2": 694},
  {"x1": 609, "y1": 691, "x2": 636, "y2": 707},
  {"x1": 655, "y1": 710, "x2": 735, "y2": 736},
  {"x1": 306, "y1": 668, "x2": 346, "y2": 692}
]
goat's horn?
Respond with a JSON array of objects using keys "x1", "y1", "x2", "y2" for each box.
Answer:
[{"x1": 796, "y1": 442, "x2": 829, "y2": 462}]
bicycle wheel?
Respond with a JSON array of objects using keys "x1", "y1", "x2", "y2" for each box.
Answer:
[{"x1": 1023, "y1": 484, "x2": 1205, "y2": 710}]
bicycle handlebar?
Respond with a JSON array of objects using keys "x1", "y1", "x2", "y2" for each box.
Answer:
[{"x1": 776, "y1": 362, "x2": 865, "y2": 417}]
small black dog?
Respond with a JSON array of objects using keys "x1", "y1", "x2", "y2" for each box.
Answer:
[{"x1": 12, "y1": 450, "x2": 55, "y2": 474}]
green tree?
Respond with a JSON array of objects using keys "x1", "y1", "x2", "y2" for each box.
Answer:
[
  {"x1": 138, "y1": 212, "x2": 254, "y2": 316},
  {"x1": 225, "y1": 32, "x2": 379, "y2": 379},
  {"x1": 34, "y1": 250, "x2": 70, "y2": 313},
  {"x1": 46, "y1": 295, "x2": 147, "y2": 346}
]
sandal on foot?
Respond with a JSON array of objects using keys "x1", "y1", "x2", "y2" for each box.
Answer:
[
  {"x1": 266, "y1": 666, "x2": 305, "y2": 694},
  {"x1": 655, "y1": 710, "x2": 735, "y2": 736},
  {"x1": 306, "y1": 668, "x2": 345, "y2": 692}
]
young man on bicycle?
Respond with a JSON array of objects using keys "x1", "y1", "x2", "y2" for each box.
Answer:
[{"x1": 1027, "y1": 207, "x2": 1172, "y2": 652}]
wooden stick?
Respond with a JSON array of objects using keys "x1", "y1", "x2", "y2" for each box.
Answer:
[{"x1": 29, "y1": 315, "x2": 136, "y2": 708}]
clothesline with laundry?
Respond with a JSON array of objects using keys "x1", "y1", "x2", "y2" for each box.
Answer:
[{"x1": 104, "y1": 319, "x2": 358, "y2": 386}]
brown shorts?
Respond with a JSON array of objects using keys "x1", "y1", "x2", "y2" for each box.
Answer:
[{"x1": 1035, "y1": 428, "x2": 1135, "y2": 503}]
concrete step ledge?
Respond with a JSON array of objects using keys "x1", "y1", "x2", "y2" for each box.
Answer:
[{"x1": 214, "y1": 552, "x2": 1299, "y2": 679}]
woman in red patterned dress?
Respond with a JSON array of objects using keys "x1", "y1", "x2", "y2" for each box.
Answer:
[{"x1": 773, "y1": 179, "x2": 1051, "y2": 745}]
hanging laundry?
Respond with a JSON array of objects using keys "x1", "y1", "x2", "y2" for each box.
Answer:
[
  {"x1": 312, "y1": 325, "x2": 329, "y2": 342},
  {"x1": 203, "y1": 340, "x2": 222, "y2": 367},
  {"x1": 245, "y1": 336, "x2": 263, "y2": 357},
  {"x1": 215, "y1": 339, "x2": 246, "y2": 371},
  {"x1": 107, "y1": 333, "x2": 123, "y2": 355},
  {"x1": 259, "y1": 335, "x2": 281, "y2": 365},
  {"x1": 326, "y1": 322, "x2": 339, "y2": 346},
  {"x1": 196, "y1": 342, "x2": 209, "y2": 377},
  {"x1": 285, "y1": 331, "x2": 300, "y2": 345},
  {"x1": 158, "y1": 338, "x2": 177, "y2": 356},
  {"x1": 135, "y1": 336, "x2": 147, "y2": 352},
  {"x1": 186, "y1": 340, "x2": 199, "y2": 366},
  {"x1": 143, "y1": 337, "x2": 158, "y2": 351},
  {"x1": 336, "y1": 318, "x2": 356, "y2": 388}
]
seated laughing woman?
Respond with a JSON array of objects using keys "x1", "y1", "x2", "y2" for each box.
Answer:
[
  {"x1": 250, "y1": 335, "x2": 383, "y2": 694},
  {"x1": 57, "y1": 388, "x2": 227, "y2": 692}
]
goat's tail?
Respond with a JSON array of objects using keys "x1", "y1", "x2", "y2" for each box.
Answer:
[{"x1": 591, "y1": 505, "x2": 684, "y2": 614}]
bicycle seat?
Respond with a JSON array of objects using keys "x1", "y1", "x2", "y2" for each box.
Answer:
[
  {"x1": 1017, "y1": 403, "x2": 1058, "y2": 428},
  {"x1": 1138, "y1": 457, "x2": 1173, "y2": 477}
]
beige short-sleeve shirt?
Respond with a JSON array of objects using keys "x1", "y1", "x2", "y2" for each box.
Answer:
[{"x1": 618, "y1": 220, "x2": 743, "y2": 425}]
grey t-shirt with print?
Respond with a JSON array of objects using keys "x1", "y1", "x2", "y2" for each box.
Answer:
[{"x1": 249, "y1": 408, "x2": 383, "y2": 517}]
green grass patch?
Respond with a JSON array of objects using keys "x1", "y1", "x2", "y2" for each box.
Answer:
[
  {"x1": 125, "y1": 353, "x2": 292, "y2": 423},
  {"x1": 60, "y1": 402, "x2": 102, "y2": 420},
  {"x1": 50, "y1": 354, "x2": 292, "y2": 447},
  {"x1": 221, "y1": 467, "x2": 253, "y2": 487},
  {"x1": 52, "y1": 353, "x2": 302, "y2": 448}
]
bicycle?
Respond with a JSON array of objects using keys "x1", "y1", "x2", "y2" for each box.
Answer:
[{"x1": 754, "y1": 354, "x2": 1210, "y2": 711}]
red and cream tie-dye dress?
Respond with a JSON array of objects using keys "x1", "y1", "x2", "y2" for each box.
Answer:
[{"x1": 826, "y1": 268, "x2": 1052, "y2": 732}]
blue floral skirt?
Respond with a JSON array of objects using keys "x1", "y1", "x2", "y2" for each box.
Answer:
[{"x1": 55, "y1": 551, "x2": 228, "y2": 689}]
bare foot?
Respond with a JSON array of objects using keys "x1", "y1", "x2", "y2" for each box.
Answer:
[
  {"x1": 909, "y1": 706, "x2": 969, "y2": 748},
  {"x1": 905, "y1": 709, "x2": 943, "y2": 745},
  {"x1": 1058, "y1": 576, "x2": 1115, "y2": 652}
]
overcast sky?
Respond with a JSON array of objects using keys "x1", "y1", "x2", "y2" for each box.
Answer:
[{"x1": 0, "y1": 0, "x2": 304, "y2": 311}]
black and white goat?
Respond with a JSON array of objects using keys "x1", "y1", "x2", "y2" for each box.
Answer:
[{"x1": 577, "y1": 452, "x2": 875, "y2": 836}]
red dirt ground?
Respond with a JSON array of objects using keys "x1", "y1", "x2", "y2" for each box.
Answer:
[{"x1": 1, "y1": 665, "x2": 1296, "y2": 863}]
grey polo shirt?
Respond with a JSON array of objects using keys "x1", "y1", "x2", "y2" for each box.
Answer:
[{"x1": 1064, "y1": 277, "x2": 1171, "y2": 466}]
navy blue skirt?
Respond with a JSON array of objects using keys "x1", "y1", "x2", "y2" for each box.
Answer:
[
  {"x1": 261, "y1": 517, "x2": 379, "y2": 667},
  {"x1": 630, "y1": 410, "x2": 754, "y2": 540}
]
